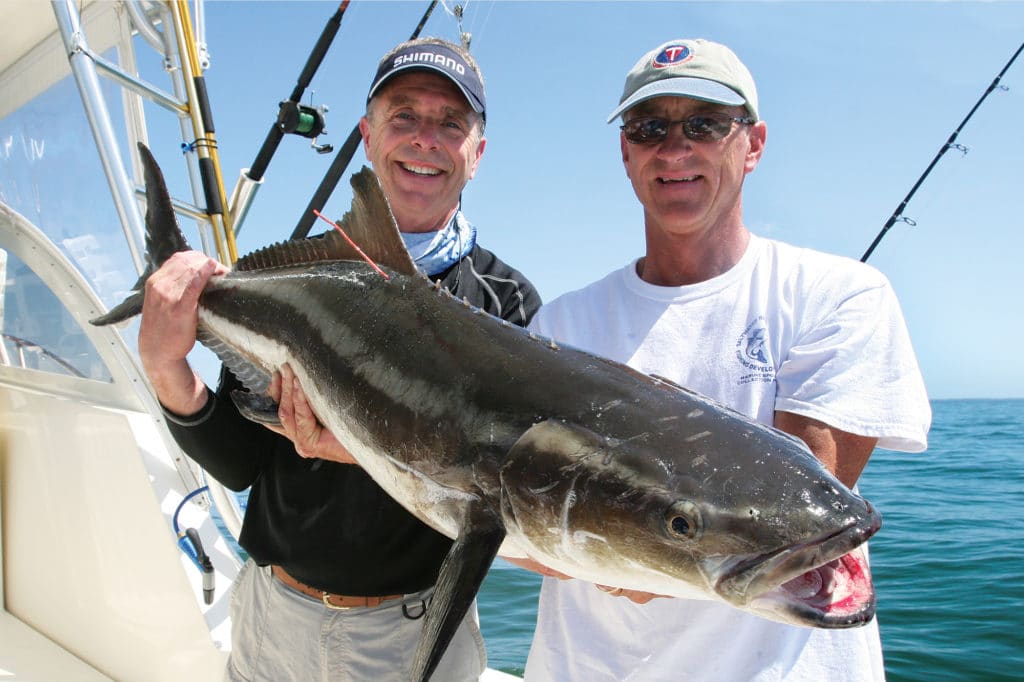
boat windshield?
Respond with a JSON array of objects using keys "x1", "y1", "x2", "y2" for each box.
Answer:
[{"x1": 0, "y1": 51, "x2": 146, "y2": 380}]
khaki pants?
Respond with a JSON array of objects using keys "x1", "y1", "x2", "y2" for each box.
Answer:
[{"x1": 226, "y1": 559, "x2": 487, "y2": 681}]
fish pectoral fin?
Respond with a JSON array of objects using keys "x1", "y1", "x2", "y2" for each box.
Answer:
[
  {"x1": 229, "y1": 391, "x2": 281, "y2": 427},
  {"x1": 501, "y1": 419, "x2": 608, "y2": 487},
  {"x1": 499, "y1": 419, "x2": 609, "y2": 541},
  {"x1": 412, "y1": 504, "x2": 504, "y2": 682}
]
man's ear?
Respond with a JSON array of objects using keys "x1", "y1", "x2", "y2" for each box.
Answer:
[
  {"x1": 620, "y1": 132, "x2": 632, "y2": 180},
  {"x1": 358, "y1": 116, "x2": 372, "y2": 154},
  {"x1": 468, "y1": 135, "x2": 487, "y2": 180},
  {"x1": 744, "y1": 121, "x2": 767, "y2": 174}
]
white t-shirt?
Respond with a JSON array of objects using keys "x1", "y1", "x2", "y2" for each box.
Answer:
[{"x1": 523, "y1": 235, "x2": 930, "y2": 681}]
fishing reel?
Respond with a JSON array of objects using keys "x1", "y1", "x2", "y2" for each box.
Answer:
[{"x1": 276, "y1": 100, "x2": 334, "y2": 154}]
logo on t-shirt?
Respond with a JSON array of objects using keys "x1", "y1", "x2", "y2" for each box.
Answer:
[{"x1": 735, "y1": 317, "x2": 775, "y2": 385}]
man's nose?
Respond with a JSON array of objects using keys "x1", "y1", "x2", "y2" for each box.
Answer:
[
  {"x1": 657, "y1": 121, "x2": 695, "y2": 154},
  {"x1": 410, "y1": 120, "x2": 442, "y2": 150}
]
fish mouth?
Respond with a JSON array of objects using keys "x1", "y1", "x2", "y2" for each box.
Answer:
[{"x1": 715, "y1": 502, "x2": 882, "y2": 627}]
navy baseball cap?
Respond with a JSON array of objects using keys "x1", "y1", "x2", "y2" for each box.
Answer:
[{"x1": 367, "y1": 41, "x2": 486, "y2": 121}]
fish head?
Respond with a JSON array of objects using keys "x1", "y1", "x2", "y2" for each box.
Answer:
[{"x1": 499, "y1": 418, "x2": 880, "y2": 628}]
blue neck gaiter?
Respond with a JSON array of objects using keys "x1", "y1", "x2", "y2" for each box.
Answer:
[{"x1": 401, "y1": 210, "x2": 477, "y2": 277}]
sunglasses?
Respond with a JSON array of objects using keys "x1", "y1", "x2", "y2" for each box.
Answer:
[{"x1": 621, "y1": 114, "x2": 756, "y2": 145}]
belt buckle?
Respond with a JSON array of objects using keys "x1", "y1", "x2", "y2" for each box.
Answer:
[{"x1": 321, "y1": 592, "x2": 353, "y2": 611}]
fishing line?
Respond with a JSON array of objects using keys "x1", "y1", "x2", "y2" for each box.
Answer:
[
  {"x1": 861, "y1": 40, "x2": 1023, "y2": 263},
  {"x1": 439, "y1": 0, "x2": 473, "y2": 50},
  {"x1": 470, "y1": 1, "x2": 498, "y2": 48}
]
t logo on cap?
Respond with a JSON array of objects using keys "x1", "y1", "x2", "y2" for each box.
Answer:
[{"x1": 655, "y1": 45, "x2": 693, "y2": 68}]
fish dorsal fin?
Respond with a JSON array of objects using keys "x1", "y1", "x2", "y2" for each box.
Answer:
[
  {"x1": 336, "y1": 166, "x2": 417, "y2": 274},
  {"x1": 234, "y1": 166, "x2": 417, "y2": 275},
  {"x1": 233, "y1": 234, "x2": 343, "y2": 271}
]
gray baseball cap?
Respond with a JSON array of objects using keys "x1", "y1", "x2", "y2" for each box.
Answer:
[{"x1": 607, "y1": 39, "x2": 759, "y2": 123}]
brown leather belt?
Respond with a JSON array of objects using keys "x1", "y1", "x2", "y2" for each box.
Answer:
[{"x1": 271, "y1": 565, "x2": 404, "y2": 610}]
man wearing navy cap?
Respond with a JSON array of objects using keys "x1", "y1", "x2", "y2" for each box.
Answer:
[
  {"x1": 137, "y1": 38, "x2": 540, "y2": 681},
  {"x1": 519, "y1": 38, "x2": 930, "y2": 680},
  {"x1": 360, "y1": 39, "x2": 488, "y2": 239}
]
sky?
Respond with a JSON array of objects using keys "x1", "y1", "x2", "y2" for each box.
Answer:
[{"x1": 144, "y1": 1, "x2": 1024, "y2": 400}]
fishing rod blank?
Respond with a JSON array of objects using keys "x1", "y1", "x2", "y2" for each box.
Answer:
[
  {"x1": 290, "y1": 0, "x2": 440, "y2": 241},
  {"x1": 861, "y1": 41, "x2": 1023, "y2": 263}
]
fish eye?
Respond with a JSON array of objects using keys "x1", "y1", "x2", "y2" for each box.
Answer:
[{"x1": 664, "y1": 500, "x2": 702, "y2": 540}]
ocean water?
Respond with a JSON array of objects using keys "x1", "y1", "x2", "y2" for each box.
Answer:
[{"x1": 477, "y1": 399, "x2": 1024, "y2": 679}]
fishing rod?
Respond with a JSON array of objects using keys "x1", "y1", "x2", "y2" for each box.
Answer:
[
  {"x1": 860, "y1": 40, "x2": 1024, "y2": 263},
  {"x1": 248, "y1": 1, "x2": 349, "y2": 183},
  {"x1": 227, "y1": 2, "x2": 349, "y2": 238},
  {"x1": 289, "y1": 0, "x2": 440, "y2": 240}
]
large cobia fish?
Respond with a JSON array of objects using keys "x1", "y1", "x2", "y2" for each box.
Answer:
[{"x1": 95, "y1": 144, "x2": 882, "y2": 681}]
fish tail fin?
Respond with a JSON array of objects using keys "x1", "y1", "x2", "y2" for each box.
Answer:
[
  {"x1": 138, "y1": 142, "x2": 191, "y2": 267},
  {"x1": 90, "y1": 143, "x2": 191, "y2": 326}
]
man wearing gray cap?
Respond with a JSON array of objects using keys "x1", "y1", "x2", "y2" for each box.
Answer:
[
  {"x1": 137, "y1": 37, "x2": 539, "y2": 681},
  {"x1": 520, "y1": 38, "x2": 930, "y2": 680}
]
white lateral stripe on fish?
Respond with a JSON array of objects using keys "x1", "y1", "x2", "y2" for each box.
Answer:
[{"x1": 93, "y1": 143, "x2": 882, "y2": 682}]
